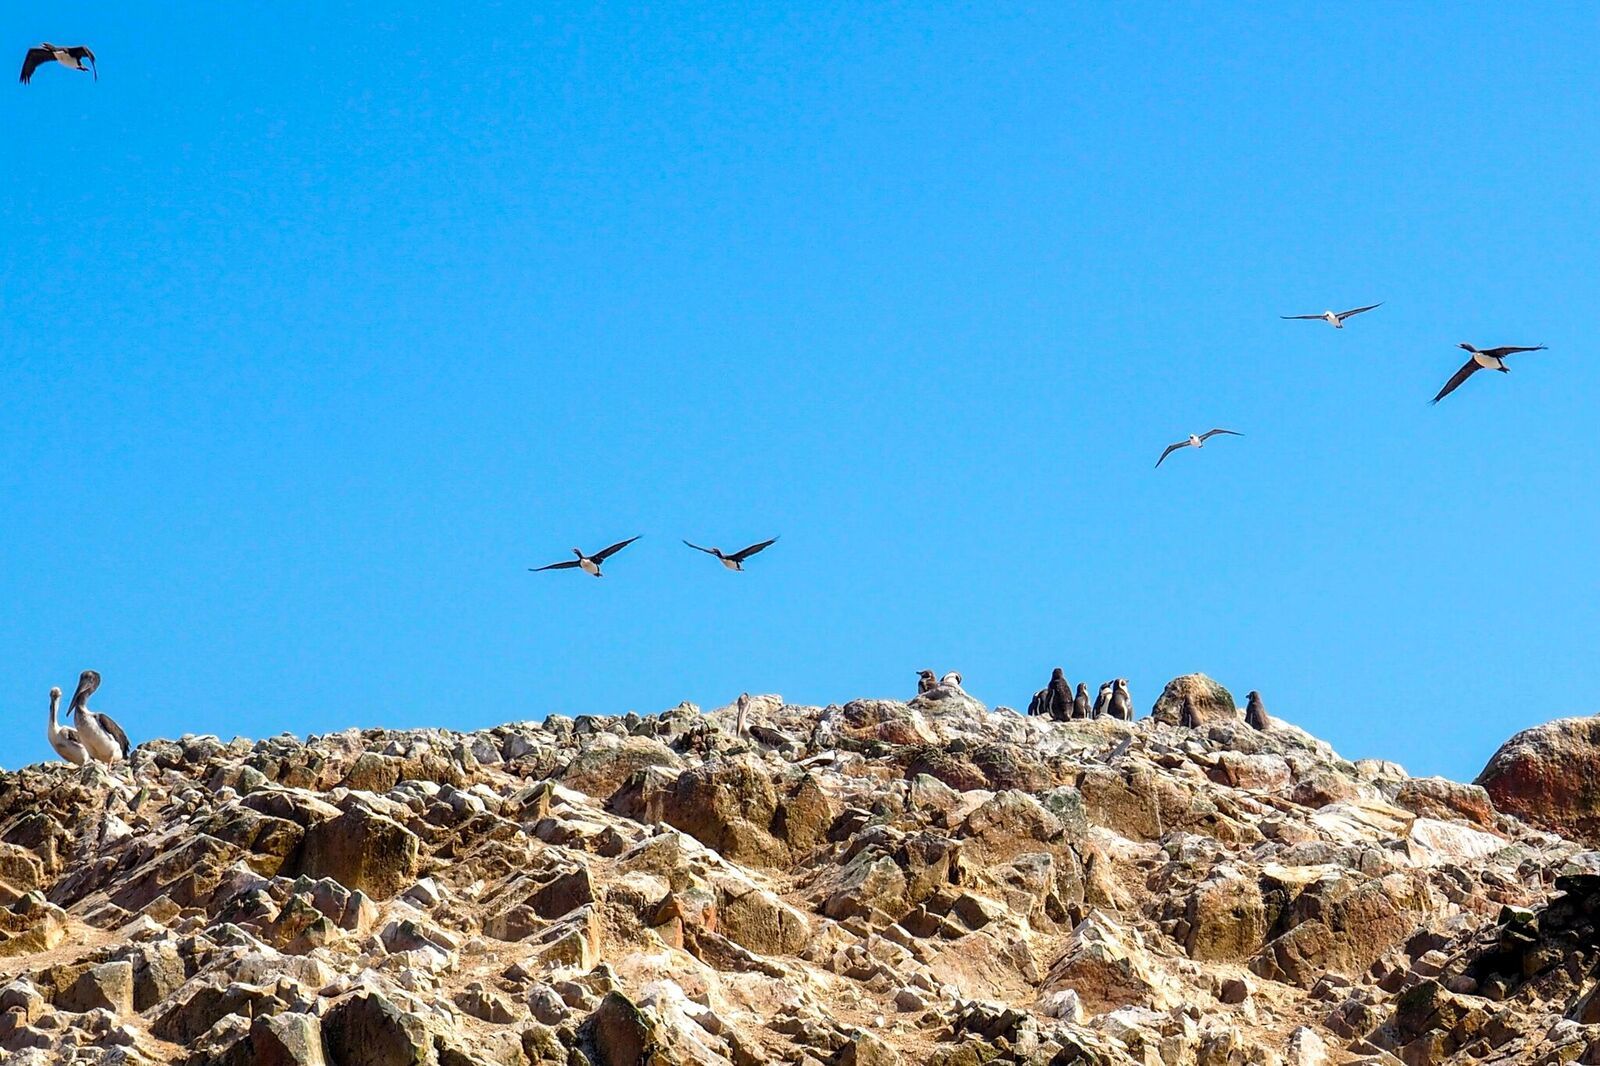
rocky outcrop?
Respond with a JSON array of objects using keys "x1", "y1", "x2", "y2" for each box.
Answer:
[
  {"x1": 0, "y1": 682, "x2": 1591, "y2": 1064},
  {"x1": 1475, "y1": 715, "x2": 1600, "y2": 843}
]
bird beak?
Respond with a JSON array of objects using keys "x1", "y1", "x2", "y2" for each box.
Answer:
[{"x1": 71, "y1": 671, "x2": 99, "y2": 708}]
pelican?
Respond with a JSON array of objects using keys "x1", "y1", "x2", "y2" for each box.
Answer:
[
  {"x1": 67, "y1": 671, "x2": 130, "y2": 765},
  {"x1": 682, "y1": 536, "x2": 779, "y2": 571},
  {"x1": 46, "y1": 687, "x2": 89, "y2": 766},
  {"x1": 735, "y1": 692, "x2": 750, "y2": 737},
  {"x1": 1431, "y1": 344, "x2": 1548, "y2": 405},
  {"x1": 19, "y1": 44, "x2": 96, "y2": 84},
  {"x1": 1156, "y1": 428, "x2": 1242, "y2": 468},
  {"x1": 1280, "y1": 303, "x2": 1382, "y2": 328},
  {"x1": 529, "y1": 536, "x2": 641, "y2": 577}
]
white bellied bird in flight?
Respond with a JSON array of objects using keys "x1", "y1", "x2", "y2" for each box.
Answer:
[
  {"x1": 1280, "y1": 303, "x2": 1382, "y2": 328},
  {"x1": 1431, "y1": 343, "x2": 1547, "y2": 405},
  {"x1": 529, "y1": 536, "x2": 641, "y2": 577},
  {"x1": 682, "y1": 536, "x2": 779, "y2": 571},
  {"x1": 1156, "y1": 428, "x2": 1242, "y2": 468},
  {"x1": 20, "y1": 44, "x2": 96, "y2": 84}
]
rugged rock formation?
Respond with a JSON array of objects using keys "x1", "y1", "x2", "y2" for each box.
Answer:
[
  {"x1": 1476, "y1": 715, "x2": 1600, "y2": 844},
  {"x1": 1150, "y1": 673, "x2": 1238, "y2": 726},
  {"x1": 0, "y1": 685, "x2": 1591, "y2": 1064}
]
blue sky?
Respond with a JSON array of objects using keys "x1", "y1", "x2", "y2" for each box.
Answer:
[{"x1": 4, "y1": 4, "x2": 1596, "y2": 780}]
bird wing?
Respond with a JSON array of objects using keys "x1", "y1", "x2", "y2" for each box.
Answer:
[
  {"x1": 1280, "y1": 313, "x2": 1325, "y2": 320},
  {"x1": 1430, "y1": 358, "x2": 1481, "y2": 404},
  {"x1": 66, "y1": 46, "x2": 96, "y2": 79},
  {"x1": 681, "y1": 540, "x2": 719, "y2": 556},
  {"x1": 1155, "y1": 441, "x2": 1188, "y2": 468},
  {"x1": 1479, "y1": 345, "x2": 1546, "y2": 358},
  {"x1": 592, "y1": 535, "x2": 641, "y2": 561},
  {"x1": 19, "y1": 47, "x2": 51, "y2": 84},
  {"x1": 730, "y1": 536, "x2": 779, "y2": 562},
  {"x1": 529, "y1": 560, "x2": 581, "y2": 572},
  {"x1": 1199, "y1": 428, "x2": 1242, "y2": 441},
  {"x1": 96, "y1": 712, "x2": 131, "y2": 759},
  {"x1": 1335, "y1": 302, "x2": 1382, "y2": 320}
]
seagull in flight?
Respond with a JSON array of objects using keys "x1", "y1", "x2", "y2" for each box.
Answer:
[
  {"x1": 1156, "y1": 429, "x2": 1242, "y2": 468},
  {"x1": 20, "y1": 44, "x2": 96, "y2": 84},
  {"x1": 1280, "y1": 303, "x2": 1382, "y2": 329},
  {"x1": 529, "y1": 536, "x2": 641, "y2": 577},
  {"x1": 1431, "y1": 343, "x2": 1547, "y2": 405},
  {"x1": 682, "y1": 536, "x2": 779, "y2": 571}
]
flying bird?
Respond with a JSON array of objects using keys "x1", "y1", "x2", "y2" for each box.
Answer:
[
  {"x1": 682, "y1": 536, "x2": 779, "y2": 571},
  {"x1": 1431, "y1": 343, "x2": 1548, "y2": 405},
  {"x1": 1156, "y1": 429, "x2": 1242, "y2": 468},
  {"x1": 1280, "y1": 303, "x2": 1382, "y2": 328},
  {"x1": 67, "y1": 671, "x2": 130, "y2": 764},
  {"x1": 20, "y1": 44, "x2": 96, "y2": 84},
  {"x1": 529, "y1": 536, "x2": 641, "y2": 577}
]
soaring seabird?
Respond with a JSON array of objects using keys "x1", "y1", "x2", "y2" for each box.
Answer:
[
  {"x1": 67, "y1": 671, "x2": 130, "y2": 764},
  {"x1": 1156, "y1": 429, "x2": 1241, "y2": 469},
  {"x1": 1244, "y1": 690, "x2": 1270, "y2": 730},
  {"x1": 1073, "y1": 683, "x2": 1090, "y2": 720},
  {"x1": 916, "y1": 670, "x2": 938, "y2": 696},
  {"x1": 1047, "y1": 668, "x2": 1072, "y2": 722},
  {"x1": 1431, "y1": 344, "x2": 1548, "y2": 405},
  {"x1": 529, "y1": 536, "x2": 641, "y2": 577},
  {"x1": 682, "y1": 537, "x2": 779, "y2": 571},
  {"x1": 1108, "y1": 679, "x2": 1133, "y2": 721},
  {"x1": 1280, "y1": 303, "x2": 1382, "y2": 329},
  {"x1": 46, "y1": 686, "x2": 89, "y2": 766},
  {"x1": 20, "y1": 44, "x2": 96, "y2": 84},
  {"x1": 1091, "y1": 681, "x2": 1114, "y2": 719}
]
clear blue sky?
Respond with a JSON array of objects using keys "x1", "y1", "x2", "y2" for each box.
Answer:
[{"x1": 4, "y1": 5, "x2": 1596, "y2": 780}]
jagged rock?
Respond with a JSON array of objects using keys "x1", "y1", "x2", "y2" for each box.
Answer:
[
  {"x1": 1395, "y1": 777, "x2": 1496, "y2": 828},
  {"x1": 1150, "y1": 674, "x2": 1238, "y2": 726},
  {"x1": 294, "y1": 807, "x2": 420, "y2": 900},
  {"x1": 322, "y1": 991, "x2": 433, "y2": 1066},
  {"x1": 579, "y1": 991, "x2": 658, "y2": 1066},
  {"x1": 1476, "y1": 716, "x2": 1600, "y2": 843},
  {"x1": 56, "y1": 961, "x2": 134, "y2": 1016}
]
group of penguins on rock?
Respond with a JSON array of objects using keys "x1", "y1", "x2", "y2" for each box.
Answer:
[{"x1": 1019, "y1": 667, "x2": 1272, "y2": 730}]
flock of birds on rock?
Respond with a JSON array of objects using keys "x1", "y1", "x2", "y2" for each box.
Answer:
[{"x1": 44, "y1": 671, "x2": 130, "y2": 768}]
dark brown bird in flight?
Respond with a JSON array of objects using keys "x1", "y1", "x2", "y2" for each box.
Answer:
[
  {"x1": 20, "y1": 44, "x2": 96, "y2": 84},
  {"x1": 529, "y1": 536, "x2": 641, "y2": 577},
  {"x1": 1431, "y1": 343, "x2": 1547, "y2": 405}
]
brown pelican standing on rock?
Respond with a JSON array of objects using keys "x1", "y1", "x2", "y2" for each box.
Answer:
[
  {"x1": 1431, "y1": 344, "x2": 1548, "y2": 405},
  {"x1": 19, "y1": 44, "x2": 96, "y2": 83},
  {"x1": 67, "y1": 671, "x2": 130, "y2": 764},
  {"x1": 682, "y1": 537, "x2": 779, "y2": 571},
  {"x1": 1245, "y1": 691, "x2": 1270, "y2": 730},
  {"x1": 1073, "y1": 683, "x2": 1090, "y2": 720},
  {"x1": 46, "y1": 687, "x2": 89, "y2": 766},
  {"x1": 529, "y1": 536, "x2": 641, "y2": 577},
  {"x1": 1156, "y1": 429, "x2": 1242, "y2": 469},
  {"x1": 1280, "y1": 303, "x2": 1382, "y2": 329},
  {"x1": 1108, "y1": 679, "x2": 1134, "y2": 721}
]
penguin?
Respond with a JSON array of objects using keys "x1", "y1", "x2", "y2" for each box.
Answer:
[
  {"x1": 916, "y1": 670, "x2": 938, "y2": 696},
  {"x1": 1073, "y1": 683, "x2": 1090, "y2": 720},
  {"x1": 1027, "y1": 687, "x2": 1048, "y2": 717},
  {"x1": 1179, "y1": 695, "x2": 1199, "y2": 728},
  {"x1": 1245, "y1": 691, "x2": 1270, "y2": 731},
  {"x1": 940, "y1": 671, "x2": 963, "y2": 690},
  {"x1": 1047, "y1": 668, "x2": 1072, "y2": 722},
  {"x1": 1108, "y1": 679, "x2": 1133, "y2": 721},
  {"x1": 1092, "y1": 681, "x2": 1114, "y2": 719}
]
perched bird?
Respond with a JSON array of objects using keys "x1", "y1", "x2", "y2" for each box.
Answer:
[
  {"x1": 1026, "y1": 686, "x2": 1049, "y2": 718},
  {"x1": 916, "y1": 670, "x2": 938, "y2": 696},
  {"x1": 529, "y1": 536, "x2": 641, "y2": 577},
  {"x1": 1048, "y1": 668, "x2": 1073, "y2": 723},
  {"x1": 1431, "y1": 343, "x2": 1547, "y2": 405},
  {"x1": 1108, "y1": 679, "x2": 1133, "y2": 721},
  {"x1": 20, "y1": 44, "x2": 96, "y2": 84},
  {"x1": 1092, "y1": 681, "x2": 1114, "y2": 719},
  {"x1": 735, "y1": 693, "x2": 751, "y2": 738},
  {"x1": 45, "y1": 686, "x2": 89, "y2": 766},
  {"x1": 1073, "y1": 683, "x2": 1091, "y2": 720},
  {"x1": 1280, "y1": 303, "x2": 1382, "y2": 329},
  {"x1": 1179, "y1": 695, "x2": 1200, "y2": 728},
  {"x1": 940, "y1": 671, "x2": 963, "y2": 690},
  {"x1": 67, "y1": 671, "x2": 130, "y2": 764},
  {"x1": 682, "y1": 536, "x2": 779, "y2": 571},
  {"x1": 1156, "y1": 429, "x2": 1242, "y2": 468},
  {"x1": 1244, "y1": 691, "x2": 1270, "y2": 731}
]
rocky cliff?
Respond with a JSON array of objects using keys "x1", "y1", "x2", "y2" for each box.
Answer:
[{"x1": 0, "y1": 681, "x2": 1597, "y2": 1066}]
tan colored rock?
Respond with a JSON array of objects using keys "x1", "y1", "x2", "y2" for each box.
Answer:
[
  {"x1": 1477, "y1": 716, "x2": 1600, "y2": 843},
  {"x1": 294, "y1": 807, "x2": 419, "y2": 900},
  {"x1": 1150, "y1": 674, "x2": 1238, "y2": 726}
]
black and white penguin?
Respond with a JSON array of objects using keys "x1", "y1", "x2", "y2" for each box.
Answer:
[
  {"x1": 1047, "y1": 668, "x2": 1073, "y2": 722},
  {"x1": 529, "y1": 536, "x2": 641, "y2": 577},
  {"x1": 19, "y1": 43, "x2": 96, "y2": 84},
  {"x1": 1244, "y1": 691, "x2": 1270, "y2": 731},
  {"x1": 1108, "y1": 679, "x2": 1133, "y2": 721},
  {"x1": 916, "y1": 670, "x2": 938, "y2": 696},
  {"x1": 1179, "y1": 695, "x2": 1199, "y2": 728},
  {"x1": 682, "y1": 536, "x2": 779, "y2": 571},
  {"x1": 1073, "y1": 683, "x2": 1091, "y2": 720},
  {"x1": 1027, "y1": 687, "x2": 1048, "y2": 717},
  {"x1": 1092, "y1": 681, "x2": 1114, "y2": 719}
]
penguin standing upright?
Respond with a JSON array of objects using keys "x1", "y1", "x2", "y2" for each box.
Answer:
[
  {"x1": 1073, "y1": 683, "x2": 1091, "y2": 720},
  {"x1": 916, "y1": 670, "x2": 938, "y2": 696},
  {"x1": 1092, "y1": 681, "x2": 1114, "y2": 719},
  {"x1": 1108, "y1": 679, "x2": 1133, "y2": 721},
  {"x1": 1244, "y1": 691, "x2": 1270, "y2": 730},
  {"x1": 1027, "y1": 686, "x2": 1049, "y2": 717},
  {"x1": 1179, "y1": 695, "x2": 1199, "y2": 728},
  {"x1": 1047, "y1": 668, "x2": 1073, "y2": 722}
]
